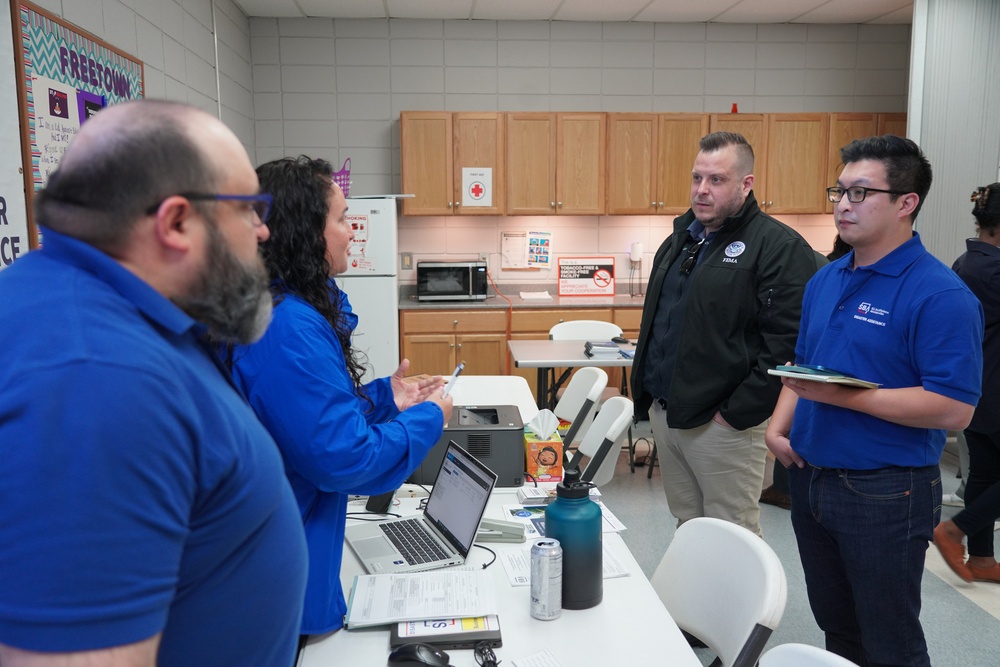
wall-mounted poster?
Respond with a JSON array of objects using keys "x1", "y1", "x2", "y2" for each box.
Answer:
[
  {"x1": 12, "y1": 1, "x2": 144, "y2": 249},
  {"x1": 0, "y1": 1, "x2": 28, "y2": 268},
  {"x1": 557, "y1": 256, "x2": 615, "y2": 297}
]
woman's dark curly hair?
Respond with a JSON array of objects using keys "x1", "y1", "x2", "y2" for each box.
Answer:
[
  {"x1": 256, "y1": 155, "x2": 370, "y2": 405},
  {"x1": 972, "y1": 183, "x2": 1000, "y2": 236}
]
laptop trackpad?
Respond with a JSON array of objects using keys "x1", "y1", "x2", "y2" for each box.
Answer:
[{"x1": 355, "y1": 536, "x2": 397, "y2": 559}]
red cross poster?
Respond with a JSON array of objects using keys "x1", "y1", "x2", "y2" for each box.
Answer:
[
  {"x1": 558, "y1": 256, "x2": 615, "y2": 296},
  {"x1": 461, "y1": 167, "x2": 492, "y2": 207}
]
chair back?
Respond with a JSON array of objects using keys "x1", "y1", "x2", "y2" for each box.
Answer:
[
  {"x1": 649, "y1": 517, "x2": 788, "y2": 667},
  {"x1": 565, "y1": 396, "x2": 633, "y2": 487},
  {"x1": 549, "y1": 319, "x2": 623, "y2": 341},
  {"x1": 552, "y1": 367, "x2": 608, "y2": 448},
  {"x1": 759, "y1": 643, "x2": 860, "y2": 667}
]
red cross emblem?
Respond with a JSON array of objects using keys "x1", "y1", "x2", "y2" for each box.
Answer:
[{"x1": 469, "y1": 181, "x2": 485, "y2": 199}]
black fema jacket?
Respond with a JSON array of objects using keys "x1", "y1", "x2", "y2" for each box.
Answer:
[{"x1": 630, "y1": 192, "x2": 818, "y2": 431}]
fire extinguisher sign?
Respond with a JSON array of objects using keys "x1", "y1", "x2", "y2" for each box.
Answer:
[{"x1": 558, "y1": 256, "x2": 615, "y2": 296}]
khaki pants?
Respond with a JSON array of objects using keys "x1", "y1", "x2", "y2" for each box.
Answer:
[{"x1": 650, "y1": 401, "x2": 767, "y2": 536}]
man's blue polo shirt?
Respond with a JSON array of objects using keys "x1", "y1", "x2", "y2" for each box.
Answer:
[
  {"x1": 791, "y1": 233, "x2": 983, "y2": 469},
  {"x1": 0, "y1": 229, "x2": 307, "y2": 663}
]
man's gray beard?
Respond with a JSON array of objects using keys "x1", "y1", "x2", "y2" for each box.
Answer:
[{"x1": 174, "y1": 221, "x2": 273, "y2": 345}]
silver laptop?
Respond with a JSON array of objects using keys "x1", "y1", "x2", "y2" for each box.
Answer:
[{"x1": 345, "y1": 441, "x2": 498, "y2": 574}]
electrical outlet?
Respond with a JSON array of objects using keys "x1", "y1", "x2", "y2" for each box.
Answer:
[{"x1": 400, "y1": 252, "x2": 413, "y2": 270}]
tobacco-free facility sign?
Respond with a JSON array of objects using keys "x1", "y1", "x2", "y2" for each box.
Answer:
[{"x1": 558, "y1": 256, "x2": 615, "y2": 296}]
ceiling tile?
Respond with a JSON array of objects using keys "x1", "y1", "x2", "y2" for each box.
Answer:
[
  {"x1": 795, "y1": 0, "x2": 914, "y2": 23},
  {"x1": 297, "y1": 0, "x2": 386, "y2": 18},
  {"x1": 553, "y1": 0, "x2": 651, "y2": 22},
  {"x1": 234, "y1": 0, "x2": 305, "y2": 17},
  {"x1": 472, "y1": 0, "x2": 561, "y2": 21},
  {"x1": 388, "y1": 0, "x2": 474, "y2": 20}
]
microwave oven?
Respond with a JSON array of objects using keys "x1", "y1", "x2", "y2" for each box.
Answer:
[{"x1": 416, "y1": 261, "x2": 488, "y2": 301}]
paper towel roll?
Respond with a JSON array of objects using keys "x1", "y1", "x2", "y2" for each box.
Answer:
[{"x1": 630, "y1": 242, "x2": 643, "y2": 262}]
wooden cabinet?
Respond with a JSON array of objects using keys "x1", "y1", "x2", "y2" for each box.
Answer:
[
  {"x1": 764, "y1": 114, "x2": 829, "y2": 214},
  {"x1": 607, "y1": 113, "x2": 709, "y2": 215},
  {"x1": 400, "y1": 310, "x2": 508, "y2": 377},
  {"x1": 607, "y1": 113, "x2": 657, "y2": 215},
  {"x1": 506, "y1": 113, "x2": 606, "y2": 215},
  {"x1": 709, "y1": 113, "x2": 828, "y2": 214},
  {"x1": 400, "y1": 112, "x2": 504, "y2": 216},
  {"x1": 656, "y1": 114, "x2": 710, "y2": 213},
  {"x1": 877, "y1": 112, "x2": 907, "y2": 137},
  {"x1": 826, "y1": 113, "x2": 908, "y2": 213}
]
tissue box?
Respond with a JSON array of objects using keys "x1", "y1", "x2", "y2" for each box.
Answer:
[{"x1": 525, "y1": 430, "x2": 563, "y2": 483}]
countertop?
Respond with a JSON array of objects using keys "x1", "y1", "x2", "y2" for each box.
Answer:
[{"x1": 398, "y1": 289, "x2": 647, "y2": 310}]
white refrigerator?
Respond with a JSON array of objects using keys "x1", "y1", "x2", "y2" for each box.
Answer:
[{"x1": 336, "y1": 197, "x2": 400, "y2": 382}]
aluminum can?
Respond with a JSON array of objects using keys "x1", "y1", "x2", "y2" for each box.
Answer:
[{"x1": 530, "y1": 538, "x2": 563, "y2": 620}]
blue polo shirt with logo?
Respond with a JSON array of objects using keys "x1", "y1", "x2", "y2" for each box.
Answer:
[{"x1": 790, "y1": 232, "x2": 983, "y2": 469}]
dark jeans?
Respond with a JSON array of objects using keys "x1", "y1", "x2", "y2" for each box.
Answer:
[
  {"x1": 789, "y1": 463, "x2": 940, "y2": 667},
  {"x1": 772, "y1": 458, "x2": 789, "y2": 494},
  {"x1": 954, "y1": 429, "x2": 1000, "y2": 558}
]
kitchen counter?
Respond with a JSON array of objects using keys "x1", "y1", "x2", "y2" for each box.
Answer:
[{"x1": 398, "y1": 287, "x2": 646, "y2": 310}]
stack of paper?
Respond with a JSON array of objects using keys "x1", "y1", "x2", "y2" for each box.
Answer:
[{"x1": 584, "y1": 341, "x2": 620, "y2": 357}]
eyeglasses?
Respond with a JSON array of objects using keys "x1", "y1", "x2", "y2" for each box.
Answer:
[
  {"x1": 826, "y1": 186, "x2": 904, "y2": 204},
  {"x1": 680, "y1": 238, "x2": 706, "y2": 275},
  {"x1": 145, "y1": 192, "x2": 272, "y2": 225}
]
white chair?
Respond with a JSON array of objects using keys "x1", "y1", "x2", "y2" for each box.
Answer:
[
  {"x1": 649, "y1": 517, "x2": 788, "y2": 667},
  {"x1": 548, "y1": 319, "x2": 638, "y2": 468},
  {"x1": 552, "y1": 367, "x2": 608, "y2": 449},
  {"x1": 564, "y1": 395, "x2": 633, "y2": 488},
  {"x1": 759, "y1": 643, "x2": 860, "y2": 667}
]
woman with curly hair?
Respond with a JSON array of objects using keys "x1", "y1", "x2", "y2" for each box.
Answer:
[
  {"x1": 230, "y1": 156, "x2": 452, "y2": 641},
  {"x1": 935, "y1": 182, "x2": 1000, "y2": 584}
]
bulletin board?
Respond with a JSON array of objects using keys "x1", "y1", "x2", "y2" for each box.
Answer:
[{"x1": 11, "y1": 1, "x2": 144, "y2": 248}]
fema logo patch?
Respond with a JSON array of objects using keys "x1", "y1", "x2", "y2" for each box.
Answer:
[{"x1": 725, "y1": 242, "x2": 746, "y2": 257}]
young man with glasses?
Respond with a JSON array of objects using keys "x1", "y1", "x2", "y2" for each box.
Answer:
[
  {"x1": 630, "y1": 132, "x2": 818, "y2": 538},
  {"x1": 766, "y1": 135, "x2": 984, "y2": 667},
  {"x1": 0, "y1": 99, "x2": 307, "y2": 666}
]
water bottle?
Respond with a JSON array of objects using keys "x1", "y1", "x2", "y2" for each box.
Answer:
[{"x1": 543, "y1": 468, "x2": 602, "y2": 609}]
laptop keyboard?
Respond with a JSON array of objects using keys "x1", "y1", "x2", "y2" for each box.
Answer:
[{"x1": 380, "y1": 518, "x2": 449, "y2": 564}]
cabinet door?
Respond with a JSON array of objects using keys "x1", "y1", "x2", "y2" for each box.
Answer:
[
  {"x1": 401, "y1": 112, "x2": 453, "y2": 216},
  {"x1": 709, "y1": 114, "x2": 768, "y2": 207},
  {"x1": 454, "y1": 113, "x2": 505, "y2": 216},
  {"x1": 402, "y1": 334, "x2": 456, "y2": 377},
  {"x1": 877, "y1": 113, "x2": 907, "y2": 137},
  {"x1": 826, "y1": 113, "x2": 878, "y2": 213},
  {"x1": 506, "y1": 113, "x2": 556, "y2": 215},
  {"x1": 557, "y1": 113, "x2": 606, "y2": 215},
  {"x1": 456, "y1": 334, "x2": 506, "y2": 376},
  {"x1": 656, "y1": 114, "x2": 709, "y2": 214},
  {"x1": 765, "y1": 114, "x2": 829, "y2": 214},
  {"x1": 607, "y1": 114, "x2": 657, "y2": 215}
]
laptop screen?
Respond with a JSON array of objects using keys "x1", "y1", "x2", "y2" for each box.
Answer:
[{"x1": 424, "y1": 442, "x2": 498, "y2": 557}]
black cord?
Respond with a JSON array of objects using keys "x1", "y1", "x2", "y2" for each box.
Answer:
[
  {"x1": 523, "y1": 472, "x2": 538, "y2": 487},
  {"x1": 474, "y1": 640, "x2": 502, "y2": 667},
  {"x1": 345, "y1": 512, "x2": 402, "y2": 520},
  {"x1": 473, "y1": 543, "x2": 497, "y2": 569}
]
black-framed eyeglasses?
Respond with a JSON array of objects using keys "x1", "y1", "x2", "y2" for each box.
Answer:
[
  {"x1": 827, "y1": 186, "x2": 904, "y2": 204},
  {"x1": 145, "y1": 192, "x2": 272, "y2": 225},
  {"x1": 680, "y1": 238, "x2": 706, "y2": 276}
]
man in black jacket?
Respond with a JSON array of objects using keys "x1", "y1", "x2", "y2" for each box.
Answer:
[{"x1": 631, "y1": 131, "x2": 816, "y2": 536}]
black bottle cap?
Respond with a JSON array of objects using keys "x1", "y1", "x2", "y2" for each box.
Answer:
[{"x1": 556, "y1": 467, "x2": 591, "y2": 499}]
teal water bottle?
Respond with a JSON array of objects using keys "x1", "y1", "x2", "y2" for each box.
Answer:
[{"x1": 544, "y1": 468, "x2": 602, "y2": 609}]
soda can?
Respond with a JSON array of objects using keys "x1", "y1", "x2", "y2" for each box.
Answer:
[{"x1": 530, "y1": 538, "x2": 563, "y2": 620}]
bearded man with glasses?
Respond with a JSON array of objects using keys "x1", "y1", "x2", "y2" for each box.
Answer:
[
  {"x1": 631, "y1": 131, "x2": 818, "y2": 541},
  {"x1": 0, "y1": 99, "x2": 307, "y2": 666},
  {"x1": 766, "y1": 135, "x2": 984, "y2": 667}
]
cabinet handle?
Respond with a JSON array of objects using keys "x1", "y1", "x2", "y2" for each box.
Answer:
[
  {"x1": 453, "y1": 320, "x2": 459, "y2": 326},
  {"x1": 768, "y1": 201, "x2": 773, "y2": 207},
  {"x1": 651, "y1": 201, "x2": 657, "y2": 206},
  {"x1": 557, "y1": 202, "x2": 563, "y2": 207},
  {"x1": 450, "y1": 343, "x2": 455, "y2": 348},
  {"x1": 448, "y1": 202, "x2": 453, "y2": 208},
  {"x1": 558, "y1": 318, "x2": 564, "y2": 323},
  {"x1": 551, "y1": 202, "x2": 556, "y2": 208},
  {"x1": 658, "y1": 201, "x2": 664, "y2": 207},
  {"x1": 457, "y1": 343, "x2": 462, "y2": 350}
]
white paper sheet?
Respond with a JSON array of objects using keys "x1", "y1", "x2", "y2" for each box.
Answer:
[{"x1": 344, "y1": 569, "x2": 498, "y2": 628}]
